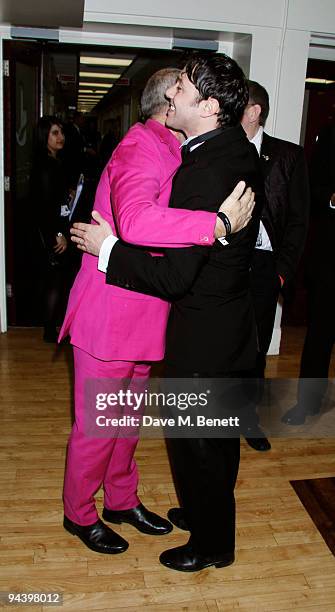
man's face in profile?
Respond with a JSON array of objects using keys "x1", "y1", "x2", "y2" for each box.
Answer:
[{"x1": 165, "y1": 71, "x2": 201, "y2": 135}]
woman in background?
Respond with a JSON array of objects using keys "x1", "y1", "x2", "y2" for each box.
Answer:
[{"x1": 31, "y1": 116, "x2": 69, "y2": 341}]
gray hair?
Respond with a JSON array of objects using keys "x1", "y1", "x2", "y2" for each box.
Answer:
[{"x1": 140, "y1": 68, "x2": 180, "y2": 120}]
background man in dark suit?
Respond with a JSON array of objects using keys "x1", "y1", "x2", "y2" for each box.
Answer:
[
  {"x1": 241, "y1": 80, "x2": 310, "y2": 449},
  {"x1": 282, "y1": 123, "x2": 335, "y2": 425},
  {"x1": 80, "y1": 54, "x2": 264, "y2": 572}
]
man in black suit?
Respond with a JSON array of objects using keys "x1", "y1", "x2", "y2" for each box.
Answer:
[
  {"x1": 241, "y1": 80, "x2": 310, "y2": 448},
  {"x1": 282, "y1": 123, "x2": 335, "y2": 425},
  {"x1": 82, "y1": 54, "x2": 264, "y2": 572}
]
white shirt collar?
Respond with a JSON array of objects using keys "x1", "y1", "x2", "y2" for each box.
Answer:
[
  {"x1": 180, "y1": 134, "x2": 205, "y2": 153},
  {"x1": 250, "y1": 126, "x2": 264, "y2": 156},
  {"x1": 180, "y1": 134, "x2": 198, "y2": 148}
]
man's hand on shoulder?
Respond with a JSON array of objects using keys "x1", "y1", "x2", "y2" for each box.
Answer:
[
  {"x1": 214, "y1": 181, "x2": 255, "y2": 239},
  {"x1": 71, "y1": 211, "x2": 113, "y2": 256}
]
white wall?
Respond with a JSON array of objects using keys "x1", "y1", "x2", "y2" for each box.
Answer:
[
  {"x1": 84, "y1": 0, "x2": 286, "y2": 29},
  {"x1": 287, "y1": 0, "x2": 335, "y2": 31}
]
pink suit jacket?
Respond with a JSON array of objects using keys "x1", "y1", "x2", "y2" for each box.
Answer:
[{"x1": 59, "y1": 119, "x2": 216, "y2": 362}]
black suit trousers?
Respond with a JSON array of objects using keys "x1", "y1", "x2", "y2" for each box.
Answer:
[
  {"x1": 296, "y1": 215, "x2": 335, "y2": 410},
  {"x1": 297, "y1": 267, "x2": 335, "y2": 410},
  {"x1": 242, "y1": 250, "x2": 280, "y2": 428},
  {"x1": 164, "y1": 363, "x2": 241, "y2": 555}
]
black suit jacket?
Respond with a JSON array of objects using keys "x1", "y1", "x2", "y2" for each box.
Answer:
[
  {"x1": 106, "y1": 125, "x2": 264, "y2": 375},
  {"x1": 306, "y1": 124, "x2": 335, "y2": 285},
  {"x1": 259, "y1": 132, "x2": 310, "y2": 283},
  {"x1": 309, "y1": 124, "x2": 335, "y2": 214},
  {"x1": 30, "y1": 154, "x2": 68, "y2": 252}
]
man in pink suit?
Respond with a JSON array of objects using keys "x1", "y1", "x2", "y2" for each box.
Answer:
[{"x1": 59, "y1": 68, "x2": 253, "y2": 555}]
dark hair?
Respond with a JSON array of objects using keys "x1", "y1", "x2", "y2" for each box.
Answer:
[
  {"x1": 35, "y1": 115, "x2": 63, "y2": 157},
  {"x1": 247, "y1": 80, "x2": 270, "y2": 126},
  {"x1": 140, "y1": 68, "x2": 181, "y2": 120},
  {"x1": 185, "y1": 54, "x2": 248, "y2": 127}
]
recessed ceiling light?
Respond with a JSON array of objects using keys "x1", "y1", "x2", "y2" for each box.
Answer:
[
  {"x1": 79, "y1": 90, "x2": 108, "y2": 94},
  {"x1": 79, "y1": 82, "x2": 114, "y2": 88},
  {"x1": 79, "y1": 71, "x2": 120, "y2": 79},
  {"x1": 305, "y1": 77, "x2": 335, "y2": 84},
  {"x1": 79, "y1": 84, "x2": 109, "y2": 89},
  {"x1": 80, "y1": 57, "x2": 132, "y2": 67}
]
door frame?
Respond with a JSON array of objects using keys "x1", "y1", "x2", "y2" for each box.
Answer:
[{"x1": 2, "y1": 39, "x2": 41, "y2": 326}]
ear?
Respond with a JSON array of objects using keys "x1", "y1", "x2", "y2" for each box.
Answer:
[
  {"x1": 199, "y1": 97, "x2": 220, "y2": 118},
  {"x1": 248, "y1": 103, "x2": 262, "y2": 123}
]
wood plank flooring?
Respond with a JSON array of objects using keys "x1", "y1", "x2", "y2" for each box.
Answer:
[{"x1": 0, "y1": 326, "x2": 335, "y2": 611}]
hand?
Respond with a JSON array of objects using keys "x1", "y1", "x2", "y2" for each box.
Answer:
[
  {"x1": 214, "y1": 181, "x2": 255, "y2": 238},
  {"x1": 53, "y1": 234, "x2": 67, "y2": 254},
  {"x1": 70, "y1": 210, "x2": 114, "y2": 256}
]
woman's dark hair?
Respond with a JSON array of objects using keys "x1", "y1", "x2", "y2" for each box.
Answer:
[
  {"x1": 34, "y1": 115, "x2": 63, "y2": 157},
  {"x1": 185, "y1": 53, "x2": 249, "y2": 127}
]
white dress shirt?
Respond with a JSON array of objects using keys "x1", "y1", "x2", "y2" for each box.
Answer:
[{"x1": 250, "y1": 127, "x2": 273, "y2": 252}]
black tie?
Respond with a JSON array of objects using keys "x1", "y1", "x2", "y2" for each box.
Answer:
[
  {"x1": 181, "y1": 144, "x2": 190, "y2": 161},
  {"x1": 181, "y1": 127, "x2": 224, "y2": 161}
]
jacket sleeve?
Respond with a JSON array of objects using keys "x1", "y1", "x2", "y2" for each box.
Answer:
[
  {"x1": 108, "y1": 134, "x2": 216, "y2": 248},
  {"x1": 106, "y1": 241, "x2": 209, "y2": 300},
  {"x1": 276, "y1": 148, "x2": 310, "y2": 282}
]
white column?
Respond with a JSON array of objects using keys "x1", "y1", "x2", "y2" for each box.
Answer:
[{"x1": 274, "y1": 28, "x2": 310, "y2": 142}]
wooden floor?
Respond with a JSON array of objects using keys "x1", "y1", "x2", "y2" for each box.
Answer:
[{"x1": 1, "y1": 327, "x2": 335, "y2": 611}]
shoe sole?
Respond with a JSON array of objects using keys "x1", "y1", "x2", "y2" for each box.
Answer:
[
  {"x1": 102, "y1": 513, "x2": 173, "y2": 536},
  {"x1": 63, "y1": 522, "x2": 128, "y2": 554},
  {"x1": 159, "y1": 557, "x2": 235, "y2": 572}
]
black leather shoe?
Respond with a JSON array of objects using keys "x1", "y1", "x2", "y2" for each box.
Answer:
[
  {"x1": 281, "y1": 403, "x2": 320, "y2": 425},
  {"x1": 63, "y1": 516, "x2": 128, "y2": 554},
  {"x1": 102, "y1": 503, "x2": 173, "y2": 535},
  {"x1": 159, "y1": 542, "x2": 235, "y2": 572},
  {"x1": 167, "y1": 508, "x2": 189, "y2": 531},
  {"x1": 244, "y1": 425, "x2": 271, "y2": 451},
  {"x1": 245, "y1": 436, "x2": 271, "y2": 451}
]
